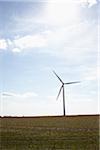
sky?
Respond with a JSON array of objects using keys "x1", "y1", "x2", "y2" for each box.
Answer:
[{"x1": 0, "y1": 0, "x2": 100, "y2": 116}]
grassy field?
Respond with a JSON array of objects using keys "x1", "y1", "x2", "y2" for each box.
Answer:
[{"x1": 0, "y1": 115, "x2": 99, "y2": 150}]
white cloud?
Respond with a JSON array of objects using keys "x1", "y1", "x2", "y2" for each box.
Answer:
[
  {"x1": 22, "y1": 92, "x2": 38, "y2": 98},
  {"x1": 0, "y1": 39, "x2": 7, "y2": 50},
  {"x1": 12, "y1": 47, "x2": 21, "y2": 53},
  {"x1": 80, "y1": 0, "x2": 97, "y2": 7},
  {"x1": 5, "y1": 18, "x2": 96, "y2": 61},
  {"x1": 39, "y1": 21, "x2": 97, "y2": 62},
  {"x1": 1, "y1": 34, "x2": 48, "y2": 53},
  {"x1": 83, "y1": 67, "x2": 99, "y2": 81},
  {"x1": 40, "y1": 1, "x2": 79, "y2": 27},
  {"x1": 14, "y1": 34, "x2": 48, "y2": 50},
  {"x1": 88, "y1": 0, "x2": 97, "y2": 7}
]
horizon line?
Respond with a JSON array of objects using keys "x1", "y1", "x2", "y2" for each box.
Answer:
[{"x1": 0, "y1": 114, "x2": 100, "y2": 118}]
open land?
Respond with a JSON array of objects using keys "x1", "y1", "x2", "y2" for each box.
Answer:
[{"x1": 0, "y1": 115, "x2": 99, "y2": 150}]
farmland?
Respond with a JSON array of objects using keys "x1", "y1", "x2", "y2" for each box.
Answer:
[{"x1": 0, "y1": 115, "x2": 99, "y2": 150}]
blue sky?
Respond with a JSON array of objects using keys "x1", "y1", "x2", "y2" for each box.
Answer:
[{"x1": 0, "y1": 0, "x2": 99, "y2": 116}]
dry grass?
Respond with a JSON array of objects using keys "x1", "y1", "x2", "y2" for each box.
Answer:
[{"x1": 0, "y1": 115, "x2": 99, "y2": 150}]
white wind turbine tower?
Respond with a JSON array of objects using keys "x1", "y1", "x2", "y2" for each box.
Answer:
[{"x1": 53, "y1": 71, "x2": 80, "y2": 116}]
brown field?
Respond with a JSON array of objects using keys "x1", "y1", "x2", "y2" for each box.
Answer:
[{"x1": 0, "y1": 115, "x2": 99, "y2": 150}]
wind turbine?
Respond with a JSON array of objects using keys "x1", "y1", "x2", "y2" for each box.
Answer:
[{"x1": 53, "y1": 71, "x2": 80, "y2": 116}]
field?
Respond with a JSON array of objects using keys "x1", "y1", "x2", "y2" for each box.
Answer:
[{"x1": 0, "y1": 115, "x2": 99, "y2": 150}]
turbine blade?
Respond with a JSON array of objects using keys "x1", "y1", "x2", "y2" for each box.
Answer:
[
  {"x1": 56, "y1": 85, "x2": 63, "y2": 100},
  {"x1": 65, "y1": 81, "x2": 80, "y2": 85},
  {"x1": 53, "y1": 70, "x2": 63, "y2": 83}
]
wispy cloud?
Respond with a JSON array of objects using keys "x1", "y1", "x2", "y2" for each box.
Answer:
[
  {"x1": 0, "y1": 39, "x2": 7, "y2": 50},
  {"x1": 4, "y1": 20, "x2": 97, "y2": 58},
  {"x1": 83, "y1": 67, "x2": 99, "y2": 81},
  {"x1": 80, "y1": 0, "x2": 98, "y2": 7},
  {"x1": 2, "y1": 92, "x2": 38, "y2": 98},
  {"x1": 2, "y1": 93, "x2": 13, "y2": 97}
]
